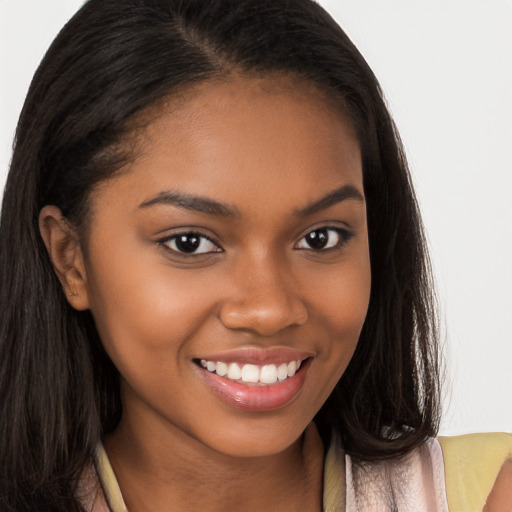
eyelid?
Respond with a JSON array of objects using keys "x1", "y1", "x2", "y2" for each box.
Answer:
[
  {"x1": 294, "y1": 225, "x2": 354, "y2": 251},
  {"x1": 157, "y1": 229, "x2": 223, "y2": 255}
]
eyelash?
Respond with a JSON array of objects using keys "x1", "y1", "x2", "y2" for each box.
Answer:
[
  {"x1": 159, "y1": 226, "x2": 354, "y2": 256},
  {"x1": 295, "y1": 227, "x2": 354, "y2": 251},
  {"x1": 159, "y1": 232, "x2": 222, "y2": 255}
]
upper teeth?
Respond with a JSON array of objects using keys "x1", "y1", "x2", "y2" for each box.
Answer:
[{"x1": 199, "y1": 360, "x2": 302, "y2": 384}]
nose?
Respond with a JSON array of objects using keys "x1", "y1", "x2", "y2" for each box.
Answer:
[{"x1": 218, "y1": 256, "x2": 308, "y2": 336}]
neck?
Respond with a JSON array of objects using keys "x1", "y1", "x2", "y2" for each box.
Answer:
[{"x1": 104, "y1": 415, "x2": 324, "y2": 512}]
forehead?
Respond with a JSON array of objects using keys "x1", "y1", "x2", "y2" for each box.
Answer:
[{"x1": 92, "y1": 74, "x2": 363, "y2": 217}]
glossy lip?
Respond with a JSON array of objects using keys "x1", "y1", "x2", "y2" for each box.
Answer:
[
  {"x1": 196, "y1": 355, "x2": 312, "y2": 412},
  {"x1": 196, "y1": 347, "x2": 315, "y2": 365}
]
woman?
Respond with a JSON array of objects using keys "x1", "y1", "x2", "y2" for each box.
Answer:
[{"x1": 0, "y1": 0, "x2": 510, "y2": 510}]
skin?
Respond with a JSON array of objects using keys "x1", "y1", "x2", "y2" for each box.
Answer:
[
  {"x1": 484, "y1": 459, "x2": 512, "y2": 512},
  {"x1": 40, "y1": 75, "x2": 371, "y2": 511}
]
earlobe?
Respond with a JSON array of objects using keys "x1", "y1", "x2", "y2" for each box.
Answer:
[{"x1": 39, "y1": 205, "x2": 90, "y2": 311}]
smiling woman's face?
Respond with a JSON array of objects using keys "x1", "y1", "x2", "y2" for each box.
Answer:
[{"x1": 78, "y1": 76, "x2": 371, "y2": 457}]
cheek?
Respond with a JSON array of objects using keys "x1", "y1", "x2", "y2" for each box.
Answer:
[
  {"x1": 314, "y1": 248, "x2": 370, "y2": 317},
  {"x1": 83, "y1": 241, "x2": 219, "y2": 368},
  {"x1": 306, "y1": 251, "x2": 371, "y2": 368}
]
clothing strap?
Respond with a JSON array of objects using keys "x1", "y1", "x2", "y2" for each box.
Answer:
[
  {"x1": 323, "y1": 433, "x2": 346, "y2": 511},
  {"x1": 94, "y1": 442, "x2": 128, "y2": 512}
]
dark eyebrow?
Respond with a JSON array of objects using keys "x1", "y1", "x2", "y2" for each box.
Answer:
[
  {"x1": 295, "y1": 184, "x2": 364, "y2": 217},
  {"x1": 139, "y1": 190, "x2": 239, "y2": 217}
]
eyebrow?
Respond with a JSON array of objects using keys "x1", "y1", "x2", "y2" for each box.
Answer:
[
  {"x1": 139, "y1": 190, "x2": 239, "y2": 217},
  {"x1": 139, "y1": 184, "x2": 364, "y2": 218},
  {"x1": 295, "y1": 184, "x2": 364, "y2": 217}
]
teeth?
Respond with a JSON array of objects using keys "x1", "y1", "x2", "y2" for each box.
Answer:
[
  {"x1": 199, "y1": 359, "x2": 304, "y2": 384},
  {"x1": 260, "y1": 364, "x2": 278, "y2": 384},
  {"x1": 216, "y1": 361, "x2": 228, "y2": 376},
  {"x1": 241, "y1": 364, "x2": 260, "y2": 383},
  {"x1": 277, "y1": 363, "x2": 288, "y2": 381},
  {"x1": 227, "y1": 362, "x2": 242, "y2": 380},
  {"x1": 287, "y1": 360, "x2": 297, "y2": 377}
]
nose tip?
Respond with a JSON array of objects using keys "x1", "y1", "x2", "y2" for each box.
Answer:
[{"x1": 219, "y1": 285, "x2": 308, "y2": 336}]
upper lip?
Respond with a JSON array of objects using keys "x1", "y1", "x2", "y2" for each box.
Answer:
[{"x1": 196, "y1": 347, "x2": 315, "y2": 365}]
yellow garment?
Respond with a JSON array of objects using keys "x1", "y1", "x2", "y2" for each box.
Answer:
[
  {"x1": 323, "y1": 433, "x2": 345, "y2": 512},
  {"x1": 94, "y1": 443, "x2": 127, "y2": 512},
  {"x1": 439, "y1": 432, "x2": 512, "y2": 512}
]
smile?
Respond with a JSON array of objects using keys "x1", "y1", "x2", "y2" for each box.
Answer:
[
  {"x1": 199, "y1": 359, "x2": 303, "y2": 385},
  {"x1": 195, "y1": 352, "x2": 312, "y2": 412}
]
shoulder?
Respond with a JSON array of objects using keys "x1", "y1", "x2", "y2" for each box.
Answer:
[
  {"x1": 438, "y1": 432, "x2": 512, "y2": 512},
  {"x1": 484, "y1": 458, "x2": 512, "y2": 511}
]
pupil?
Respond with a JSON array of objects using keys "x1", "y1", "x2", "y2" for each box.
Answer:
[
  {"x1": 307, "y1": 230, "x2": 328, "y2": 249},
  {"x1": 176, "y1": 234, "x2": 200, "y2": 253}
]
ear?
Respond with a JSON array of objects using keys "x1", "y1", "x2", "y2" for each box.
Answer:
[{"x1": 39, "y1": 205, "x2": 90, "y2": 311}]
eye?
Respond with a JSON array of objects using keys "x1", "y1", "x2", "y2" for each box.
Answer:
[
  {"x1": 295, "y1": 228, "x2": 351, "y2": 251},
  {"x1": 161, "y1": 232, "x2": 221, "y2": 255}
]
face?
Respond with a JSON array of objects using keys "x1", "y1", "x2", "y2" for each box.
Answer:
[{"x1": 79, "y1": 76, "x2": 371, "y2": 457}]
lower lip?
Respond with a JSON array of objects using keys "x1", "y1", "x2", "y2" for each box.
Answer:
[{"x1": 197, "y1": 360, "x2": 311, "y2": 412}]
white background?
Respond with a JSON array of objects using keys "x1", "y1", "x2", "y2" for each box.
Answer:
[{"x1": 1, "y1": 0, "x2": 511, "y2": 435}]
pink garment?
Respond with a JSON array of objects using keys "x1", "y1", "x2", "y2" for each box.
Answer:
[
  {"x1": 76, "y1": 461, "x2": 111, "y2": 512},
  {"x1": 344, "y1": 438, "x2": 449, "y2": 512}
]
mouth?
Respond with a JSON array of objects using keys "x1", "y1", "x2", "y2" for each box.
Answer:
[
  {"x1": 197, "y1": 359, "x2": 304, "y2": 385},
  {"x1": 194, "y1": 352, "x2": 313, "y2": 412}
]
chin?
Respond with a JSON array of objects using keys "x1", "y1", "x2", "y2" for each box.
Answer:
[{"x1": 194, "y1": 417, "x2": 309, "y2": 459}]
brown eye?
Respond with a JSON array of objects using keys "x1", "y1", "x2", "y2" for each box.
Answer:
[
  {"x1": 295, "y1": 228, "x2": 350, "y2": 251},
  {"x1": 304, "y1": 230, "x2": 329, "y2": 249},
  {"x1": 163, "y1": 233, "x2": 221, "y2": 254}
]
